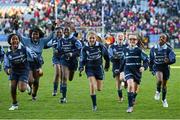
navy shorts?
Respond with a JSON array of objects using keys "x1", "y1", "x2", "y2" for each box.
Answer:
[
  {"x1": 9, "y1": 70, "x2": 29, "y2": 83},
  {"x1": 60, "y1": 59, "x2": 78, "y2": 71},
  {"x1": 52, "y1": 56, "x2": 61, "y2": 65},
  {"x1": 124, "y1": 67, "x2": 141, "y2": 84},
  {"x1": 29, "y1": 61, "x2": 42, "y2": 71},
  {"x1": 112, "y1": 61, "x2": 123, "y2": 78},
  {"x1": 29, "y1": 56, "x2": 44, "y2": 71},
  {"x1": 154, "y1": 66, "x2": 170, "y2": 80},
  {"x1": 85, "y1": 66, "x2": 104, "y2": 80}
]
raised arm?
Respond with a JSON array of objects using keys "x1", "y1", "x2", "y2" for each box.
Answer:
[
  {"x1": 16, "y1": 30, "x2": 31, "y2": 46},
  {"x1": 44, "y1": 39, "x2": 54, "y2": 49},
  {"x1": 41, "y1": 32, "x2": 55, "y2": 45}
]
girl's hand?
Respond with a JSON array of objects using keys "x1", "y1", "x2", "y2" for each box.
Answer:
[
  {"x1": 164, "y1": 58, "x2": 169, "y2": 63},
  {"x1": 5, "y1": 69, "x2": 11, "y2": 75},
  {"x1": 37, "y1": 68, "x2": 43, "y2": 77},
  {"x1": 139, "y1": 67, "x2": 145, "y2": 73},
  {"x1": 54, "y1": 49, "x2": 59, "y2": 55}
]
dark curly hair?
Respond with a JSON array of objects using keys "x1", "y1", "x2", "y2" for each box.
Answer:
[
  {"x1": 7, "y1": 33, "x2": 21, "y2": 45},
  {"x1": 29, "y1": 26, "x2": 44, "y2": 38}
]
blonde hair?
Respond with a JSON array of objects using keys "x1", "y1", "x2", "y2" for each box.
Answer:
[
  {"x1": 86, "y1": 31, "x2": 97, "y2": 41},
  {"x1": 116, "y1": 32, "x2": 124, "y2": 42},
  {"x1": 128, "y1": 32, "x2": 145, "y2": 49},
  {"x1": 87, "y1": 31, "x2": 104, "y2": 42}
]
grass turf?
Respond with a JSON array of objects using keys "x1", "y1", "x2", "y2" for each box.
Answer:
[{"x1": 0, "y1": 49, "x2": 180, "y2": 119}]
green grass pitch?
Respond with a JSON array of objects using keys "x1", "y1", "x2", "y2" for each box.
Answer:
[{"x1": 0, "y1": 49, "x2": 180, "y2": 119}]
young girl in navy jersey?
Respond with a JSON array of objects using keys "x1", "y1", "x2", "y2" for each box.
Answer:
[
  {"x1": 4, "y1": 34, "x2": 36, "y2": 110},
  {"x1": 150, "y1": 34, "x2": 176, "y2": 107},
  {"x1": 79, "y1": 31, "x2": 110, "y2": 111},
  {"x1": 108, "y1": 32, "x2": 125, "y2": 102},
  {"x1": 57, "y1": 27, "x2": 82, "y2": 103},
  {"x1": 123, "y1": 33, "x2": 149, "y2": 113}
]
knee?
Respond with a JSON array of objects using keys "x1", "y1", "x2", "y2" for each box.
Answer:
[
  {"x1": 62, "y1": 76, "x2": 68, "y2": 82},
  {"x1": 61, "y1": 79, "x2": 67, "y2": 84},
  {"x1": 56, "y1": 74, "x2": 60, "y2": 79},
  {"x1": 127, "y1": 82, "x2": 133, "y2": 91},
  {"x1": 19, "y1": 88, "x2": 26, "y2": 92},
  {"x1": 90, "y1": 83, "x2": 96, "y2": 89},
  {"x1": 18, "y1": 85, "x2": 26, "y2": 92},
  {"x1": 97, "y1": 88, "x2": 102, "y2": 91},
  {"x1": 54, "y1": 74, "x2": 60, "y2": 81},
  {"x1": 97, "y1": 84, "x2": 102, "y2": 91}
]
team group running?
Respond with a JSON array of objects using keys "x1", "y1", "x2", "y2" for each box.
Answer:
[{"x1": 0, "y1": 22, "x2": 176, "y2": 113}]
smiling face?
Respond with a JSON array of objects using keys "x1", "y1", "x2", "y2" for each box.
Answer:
[
  {"x1": 88, "y1": 34, "x2": 96, "y2": 46},
  {"x1": 128, "y1": 34, "x2": 138, "y2": 47},
  {"x1": 159, "y1": 34, "x2": 167, "y2": 46},
  {"x1": 56, "y1": 29, "x2": 63, "y2": 38},
  {"x1": 117, "y1": 33, "x2": 124, "y2": 44},
  {"x1": 10, "y1": 35, "x2": 20, "y2": 49},
  {"x1": 31, "y1": 31, "x2": 40, "y2": 42},
  {"x1": 64, "y1": 27, "x2": 70, "y2": 37}
]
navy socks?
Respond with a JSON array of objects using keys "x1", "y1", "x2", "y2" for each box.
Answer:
[{"x1": 91, "y1": 95, "x2": 97, "y2": 107}]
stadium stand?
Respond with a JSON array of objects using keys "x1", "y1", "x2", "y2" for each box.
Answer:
[{"x1": 0, "y1": 0, "x2": 179, "y2": 47}]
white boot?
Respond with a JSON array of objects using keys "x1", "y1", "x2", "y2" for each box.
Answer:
[{"x1": 154, "y1": 91, "x2": 160, "y2": 100}]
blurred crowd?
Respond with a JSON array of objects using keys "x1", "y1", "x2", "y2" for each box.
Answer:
[
  {"x1": 0, "y1": 0, "x2": 28, "y2": 4},
  {"x1": 0, "y1": 0, "x2": 179, "y2": 45},
  {"x1": 103, "y1": 0, "x2": 179, "y2": 40},
  {"x1": 0, "y1": 0, "x2": 54, "y2": 36}
]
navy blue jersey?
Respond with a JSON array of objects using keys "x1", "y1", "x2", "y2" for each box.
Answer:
[
  {"x1": 123, "y1": 46, "x2": 149, "y2": 83},
  {"x1": 108, "y1": 43, "x2": 126, "y2": 76},
  {"x1": 4, "y1": 45, "x2": 37, "y2": 73},
  {"x1": 149, "y1": 44, "x2": 176, "y2": 71},
  {"x1": 108, "y1": 43, "x2": 125, "y2": 62},
  {"x1": 123, "y1": 46, "x2": 149, "y2": 70},
  {"x1": 57, "y1": 36, "x2": 82, "y2": 67},
  {"x1": 79, "y1": 42, "x2": 110, "y2": 69}
]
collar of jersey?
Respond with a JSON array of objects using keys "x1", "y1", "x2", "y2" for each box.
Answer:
[
  {"x1": 8, "y1": 44, "x2": 22, "y2": 52},
  {"x1": 85, "y1": 41, "x2": 100, "y2": 47},
  {"x1": 155, "y1": 44, "x2": 167, "y2": 49},
  {"x1": 114, "y1": 41, "x2": 123, "y2": 46},
  {"x1": 127, "y1": 45, "x2": 138, "y2": 49}
]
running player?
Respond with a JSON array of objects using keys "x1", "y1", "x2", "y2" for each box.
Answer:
[
  {"x1": 79, "y1": 31, "x2": 110, "y2": 111},
  {"x1": 149, "y1": 34, "x2": 176, "y2": 107}
]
